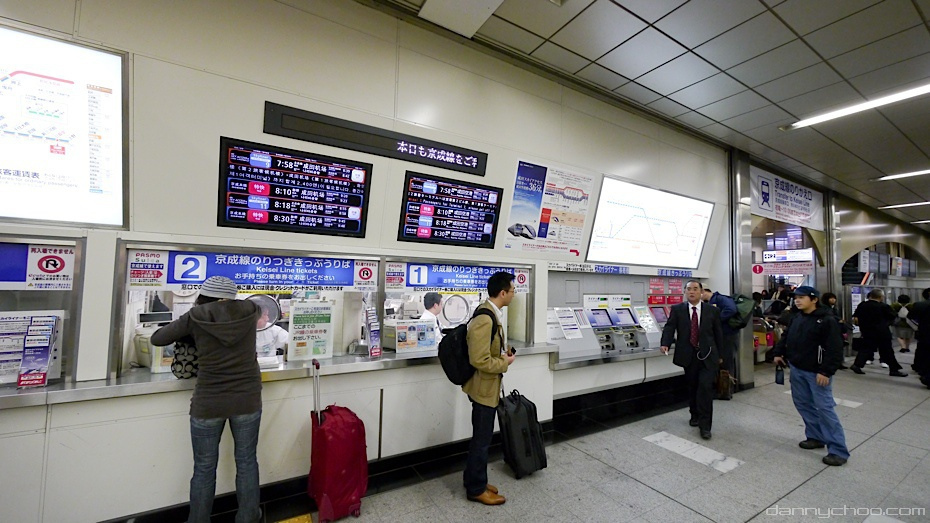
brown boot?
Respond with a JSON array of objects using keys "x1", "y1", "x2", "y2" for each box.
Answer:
[{"x1": 467, "y1": 489, "x2": 506, "y2": 505}]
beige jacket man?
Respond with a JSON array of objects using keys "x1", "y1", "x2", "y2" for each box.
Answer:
[{"x1": 462, "y1": 301, "x2": 509, "y2": 407}]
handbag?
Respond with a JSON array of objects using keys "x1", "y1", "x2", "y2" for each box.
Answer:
[{"x1": 171, "y1": 338, "x2": 198, "y2": 379}]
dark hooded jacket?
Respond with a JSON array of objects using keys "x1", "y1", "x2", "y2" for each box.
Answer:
[
  {"x1": 771, "y1": 305, "x2": 843, "y2": 377},
  {"x1": 151, "y1": 300, "x2": 262, "y2": 418}
]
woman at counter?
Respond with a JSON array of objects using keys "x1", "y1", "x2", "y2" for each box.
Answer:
[{"x1": 151, "y1": 276, "x2": 263, "y2": 523}]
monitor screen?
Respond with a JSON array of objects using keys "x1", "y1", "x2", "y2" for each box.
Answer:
[
  {"x1": 587, "y1": 308, "x2": 614, "y2": 327},
  {"x1": 217, "y1": 137, "x2": 372, "y2": 237},
  {"x1": 587, "y1": 177, "x2": 714, "y2": 269},
  {"x1": 614, "y1": 308, "x2": 637, "y2": 327},
  {"x1": 650, "y1": 306, "x2": 668, "y2": 323},
  {"x1": 397, "y1": 171, "x2": 503, "y2": 249},
  {"x1": 0, "y1": 26, "x2": 125, "y2": 226}
]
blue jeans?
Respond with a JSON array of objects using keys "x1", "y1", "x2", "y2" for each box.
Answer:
[
  {"x1": 789, "y1": 365, "x2": 849, "y2": 459},
  {"x1": 189, "y1": 410, "x2": 262, "y2": 523},
  {"x1": 463, "y1": 400, "x2": 497, "y2": 497}
]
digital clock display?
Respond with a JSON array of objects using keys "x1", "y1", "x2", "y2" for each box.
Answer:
[
  {"x1": 397, "y1": 171, "x2": 503, "y2": 249},
  {"x1": 218, "y1": 137, "x2": 372, "y2": 238}
]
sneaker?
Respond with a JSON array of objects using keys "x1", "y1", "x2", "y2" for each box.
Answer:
[
  {"x1": 799, "y1": 439, "x2": 825, "y2": 450},
  {"x1": 881, "y1": 362, "x2": 889, "y2": 368},
  {"x1": 822, "y1": 454, "x2": 847, "y2": 466},
  {"x1": 866, "y1": 360, "x2": 873, "y2": 365}
]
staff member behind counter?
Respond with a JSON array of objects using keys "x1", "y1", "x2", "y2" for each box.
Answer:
[
  {"x1": 420, "y1": 292, "x2": 444, "y2": 342},
  {"x1": 256, "y1": 303, "x2": 288, "y2": 357}
]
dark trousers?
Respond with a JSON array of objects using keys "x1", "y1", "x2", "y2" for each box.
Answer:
[
  {"x1": 463, "y1": 399, "x2": 497, "y2": 497},
  {"x1": 853, "y1": 336, "x2": 902, "y2": 372},
  {"x1": 720, "y1": 332, "x2": 739, "y2": 377},
  {"x1": 913, "y1": 340, "x2": 930, "y2": 377},
  {"x1": 685, "y1": 359, "x2": 716, "y2": 431}
]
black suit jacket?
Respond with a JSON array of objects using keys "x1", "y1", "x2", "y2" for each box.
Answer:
[{"x1": 660, "y1": 302, "x2": 724, "y2": 369}]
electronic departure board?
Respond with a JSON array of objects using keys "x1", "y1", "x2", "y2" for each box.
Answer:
[
  {"x1": 397, "y1": 171, "x2": 503, "y2": 249},
  {"x1": 218, "y1": 137, "x2": 372, "y2": 237}
]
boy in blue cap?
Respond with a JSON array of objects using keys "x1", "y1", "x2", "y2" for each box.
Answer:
[{"x1": 772, "y1": 286, "x2": 849, "y2": 466}]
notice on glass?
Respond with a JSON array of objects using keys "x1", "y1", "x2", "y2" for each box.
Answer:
[
  {"x1": 554, "y1": 307, "x2": 583, "y2": 340},
  {"x1": 504, "y1": 161, "x2": 594, "y2": 256},
  {"x1": 288, "y1": 301, "x2": 333, "y2": 361}
]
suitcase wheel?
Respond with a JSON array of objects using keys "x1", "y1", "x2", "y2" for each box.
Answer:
[{"x1": 352, "y1": 509, "x2": 361, "y2": 517}]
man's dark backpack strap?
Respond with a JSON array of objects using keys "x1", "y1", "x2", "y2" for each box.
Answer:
[{"x1": 472, "y1": 307, "x2": 501, "y2": 350}]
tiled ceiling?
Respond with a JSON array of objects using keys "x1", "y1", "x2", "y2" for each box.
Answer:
[{"x1": 366, "y1": 0, "x2": 930, "y2": 229}]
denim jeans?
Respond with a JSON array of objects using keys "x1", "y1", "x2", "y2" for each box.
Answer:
[
  {"x1": 188, "y1": 409, "x2": 262, "y2": 523},
  {"x1": 789, "y1": 365, "x2": 849, "y2": 459},
  {"x1": 463, "y1": 400, "x2": 497, "y2": 497}
]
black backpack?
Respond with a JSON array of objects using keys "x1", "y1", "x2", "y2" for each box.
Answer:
[
  {"x1": 729, "y1": 293, "x2": 755, "y2": 329},
  {"x1": 438, "y1": 308, "x2": 498, "y2": 385}
]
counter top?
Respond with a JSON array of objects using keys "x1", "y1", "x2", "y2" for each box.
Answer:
[
  {"x1": 0, "y1": 340, "x2": 558, "y2": 410},
  {"x1": 550, "y1": 347, "x2": 669, "y2": 371}
]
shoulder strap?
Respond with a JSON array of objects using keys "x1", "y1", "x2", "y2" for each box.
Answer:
[{"x1": 472, "y1": 308, "x2": 500, "y2": 346}]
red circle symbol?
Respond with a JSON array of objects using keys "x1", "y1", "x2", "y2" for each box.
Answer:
[
  {"x1": 358, "y1": 267, "x2": 373, "y2": 280},
  {"x1": 38, "y1": 256, "x2": 66, "y2": 274},
  {"x1": 752, "y1": 264, "x2": 764, "y2": 274},
  {"x1": 516, "y1": 273, "x2": 527, "y2": 284}
]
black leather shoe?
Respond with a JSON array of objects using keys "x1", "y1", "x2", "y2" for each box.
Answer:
[
  {"x1": 920, "y1": 376, "x2": 930, "y2": 388},
  {"x1": 899, "y1": 348, "x2": 911, "y2": 353},
  {"x1": 799, "y1": 439, "x2": 825, "y2": 450},
  {"x1": 838, "y1": 364, "x2": 848, "y2": 370},
  {"x1": 850, "y1": 365, "x2": 865, "y2": 374},
  {"x1": 700, "y1": 430, "x2": 711, "y2": 440},
  {"x1": 822, "y1": 454, "x2": 847, "y2": 466},
  {"x1": 889, "y1": 370, "x2": 908, "y2": 377},
  {"x1": 689, "y1": 418, "x2": 699, "y2": 427}
]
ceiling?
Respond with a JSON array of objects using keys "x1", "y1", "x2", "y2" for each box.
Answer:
[{"x1": 362, "y1": 0, "x2": 930, "y2": 230}]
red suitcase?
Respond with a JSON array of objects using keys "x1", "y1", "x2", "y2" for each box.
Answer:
[{"x1": 308, "y1": 359, "x2": 367, "y2": 522}]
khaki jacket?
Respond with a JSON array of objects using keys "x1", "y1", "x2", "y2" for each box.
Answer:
[{"x1": 462, "y1": 301, "x2": 509, "y2": 407}]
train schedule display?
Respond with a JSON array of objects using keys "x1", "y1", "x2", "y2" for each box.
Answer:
[
  {"x1": 397, "y1": 171, "x2": 503, "y2": 249},
  {"x1": 218, "y1": 137, "x2": 372, "y2": 238}
]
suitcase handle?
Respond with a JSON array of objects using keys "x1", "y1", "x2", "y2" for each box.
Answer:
[{"x1": 312, "y1": 359, "x2": 324, "y2": 424}]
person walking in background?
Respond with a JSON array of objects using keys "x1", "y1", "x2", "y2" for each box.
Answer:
[
  {"x1": 890, "y1": 294, "x2": 914, "y2": 353},
  {"x1": 849, "y1": 289, "x2": 907, "y2": 377},
  {"x1": 821, "y1": 292, "x2": 848, "y2": 370},
  {"x1": 908, "y1": 288, "x2": 930, "y2": 388},
  {"x1": 462, "y1": 272, "x2": 515, "y2": 506},
  {"x1": 752, "y1": 292, "x2": 765, "y2": 318},
  {"x1": 661, "y1": 280, "x2": 724, "y2": 440},
  {"x1": 771, "y1": 286, "x2": 849, "y2": 466},
  {"x1": 702, "y1": 287, "x2": 739, "y2": 381},
  {"x1": 151, "y1": 276, "x2": 263, "y2": 523}
]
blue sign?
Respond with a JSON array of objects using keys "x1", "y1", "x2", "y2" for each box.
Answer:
[
  {"x1": 594, "y1": 265, "x2": 629, "y2": 274},
  {"x1": 0, "y1": 243, "x2": 28, "y2": 282},
  {"x1": 405, "y1": 263, "x2": 515, "y2": 290},
  {"x1": 167, "y1": 251, "x2": 356, "y2": 287}
]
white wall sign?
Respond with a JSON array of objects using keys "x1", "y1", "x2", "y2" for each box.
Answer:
[
  {"x1": 750, "y1": 167, "x2": 823, "y2": 230},
  {"x1": 762, "y1": 248, "x2": 813, "y2": 262},
  {"x1": 751, "y1": 262, "x2": 814, "y2": 275}
]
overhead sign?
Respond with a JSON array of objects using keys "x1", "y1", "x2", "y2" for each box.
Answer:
[
  {"x1": 762, "y1": 248, "x2": 813, "y2": 263},
  {"x1": 751, "y1": 262, "x2": 814, "y2": 275},
  {"x1": 750, "y1": 167, "x2": 824, "y2": 230},
  {"x1": 384, "y1": 262, "x2": 529, "y2": 293},
  {"x1": 0, "y1": 243, "x2": 75, "y2": 291},
  {"x1": 126, "y1": 250, "x2": 377, "y2": 292}
]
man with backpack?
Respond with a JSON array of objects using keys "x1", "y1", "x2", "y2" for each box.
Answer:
[{"x1": 462, "y1": 271, "x2": 515, "y2": 506}]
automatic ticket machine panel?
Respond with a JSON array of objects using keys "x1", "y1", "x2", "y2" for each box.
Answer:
[{"x1": 581, "y1": 307, "x2": 651, "y2": 353}]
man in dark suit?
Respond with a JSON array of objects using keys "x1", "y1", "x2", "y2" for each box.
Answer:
[
  {"x1": 907, "y1": 287, "x2": 930, "y2": 388},
  {"x1": 661, "y1": 280, "x2": 724, "y2": 439}
]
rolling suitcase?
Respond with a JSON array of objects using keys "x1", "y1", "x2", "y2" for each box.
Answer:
[
  {"x1": 496, "y1": 387, "x2": 547, "y2": 479},
  {"x1": 308, "y1": 359, "x2": 367, "y2": 522}
]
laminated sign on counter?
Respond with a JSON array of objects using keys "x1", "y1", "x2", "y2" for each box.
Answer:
[{"x1": 0, "y1": 311, "x2": 63, "y2": 387}]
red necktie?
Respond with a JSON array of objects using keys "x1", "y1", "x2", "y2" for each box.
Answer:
[{"x1": 690, "y1": 306, "x2": 699, "y2": 347}]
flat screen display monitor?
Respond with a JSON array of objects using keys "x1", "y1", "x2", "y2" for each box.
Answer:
[
  {"x1": 0, "y1": 26, "x2": 125, "y2": 226},
  {"x1": 586, "y1": 308, "x2": 614, "y2": 327},
  {"x1": 614, "y1": 308, "x2": 637, "y2": 327},
  {"x1": 397, "y1": 171, "x2": 503, "y2": 249},
  {"x1": 586, "y1": 177, "x2": 714, "y2": 269},
  {"x1": 650, "y1": 306, "x2": 668, "y2": 323},
  {"x1": 218, "y1": 137, "x2": 372, "y2": 237}
]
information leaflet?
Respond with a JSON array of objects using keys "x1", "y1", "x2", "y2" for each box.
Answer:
[{"x1": 288, "y1": 301, "x2": 333, "y2": 361}]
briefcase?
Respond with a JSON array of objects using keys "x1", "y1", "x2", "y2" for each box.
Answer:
[{"x1": 715, "y1": 369, "x2": 735, "y2": 400}]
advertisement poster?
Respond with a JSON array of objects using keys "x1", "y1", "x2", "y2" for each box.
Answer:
[
  {"x1": 668, "y1": 279, "x2": 684, "y2": 294},
  {"x1": 393, "y1": 319, "x2": 437, "y2": 353},
  {"x1": 288, "y1": 301, "x2": 333, "y2": 361},
  {"x1": 504, "y1": 161, "x2": 594, "y2": 256},
  {"x1": 0, "y1": 243, "x2": 75, "y2": 291},
  {"x1": 649, "y1": 277, "x2": 666, "y2": 294}
]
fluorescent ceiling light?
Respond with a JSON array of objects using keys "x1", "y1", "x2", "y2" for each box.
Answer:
[
  {"x1": 878, "y1": 201, "x2": 930, "y2": 209},
  {"x1": 873, "y1": 169, "x2": 930, "y2": 181},
  {"x1": 781, "y1": 82, "x2": 930, "y2": 131},
  {"x1": 765, "y1": 232, "x2": 774, "y2": 235},
  {"x1": 912, "y1": 220, "x2": 930, "y2": 224}
]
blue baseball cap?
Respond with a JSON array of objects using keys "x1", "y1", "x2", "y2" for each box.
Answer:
[{"x1": 793, "y1": 286, "x2": 819, "y2": 298}]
